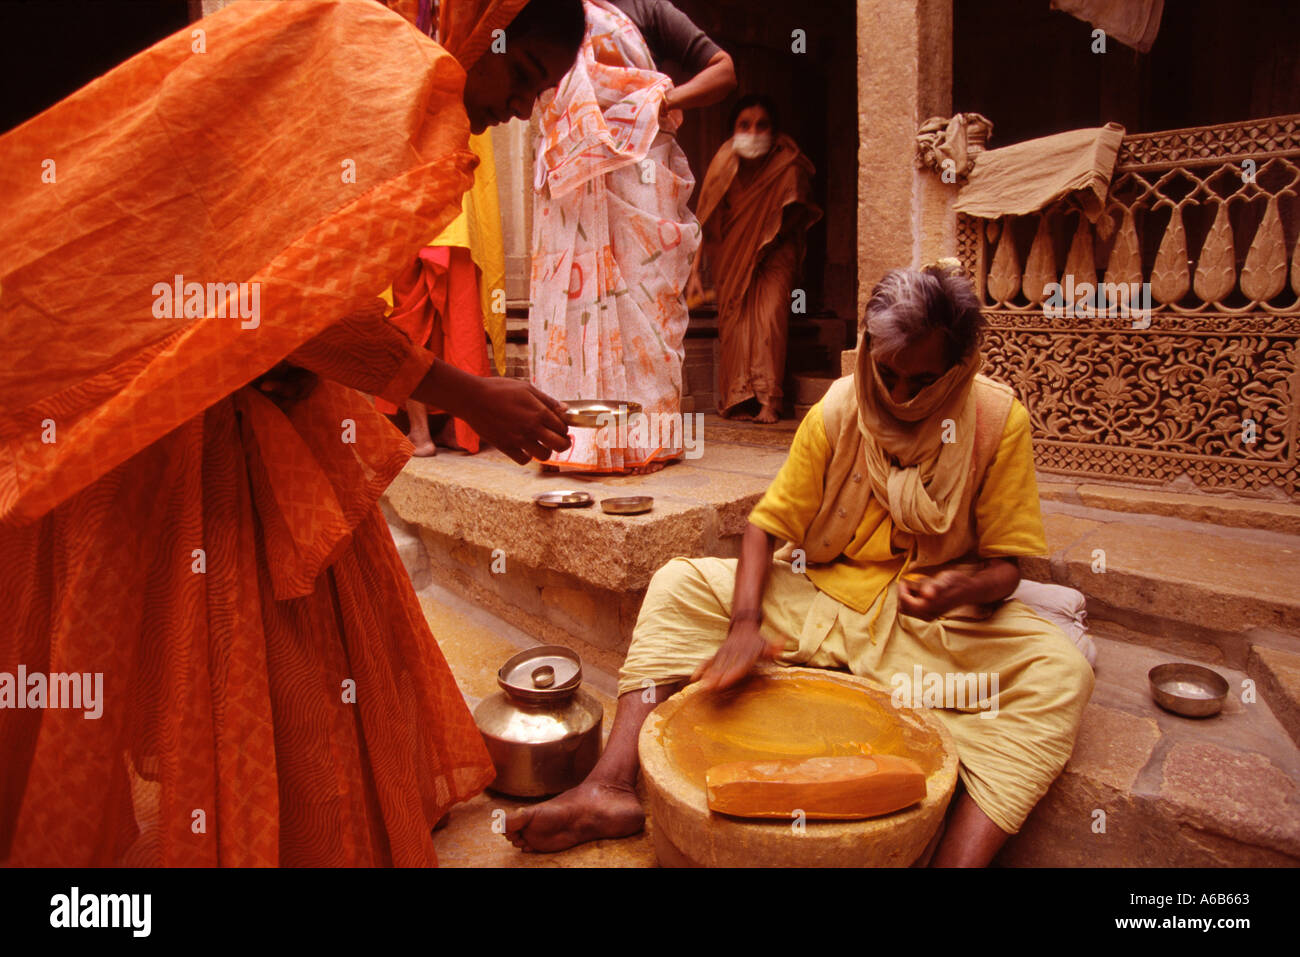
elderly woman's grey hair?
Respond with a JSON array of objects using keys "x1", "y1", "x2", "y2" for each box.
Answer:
[{"x1": 862, "y1": 264, "x2": 985, "y2": 366}]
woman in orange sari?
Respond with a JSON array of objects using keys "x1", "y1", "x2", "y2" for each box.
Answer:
[
  {"x1": 0, "y1": 0, "x2": 583, "y2": 867},
  {"x1": 692, "y1": 94, "x2": 821, "y2": 424}
]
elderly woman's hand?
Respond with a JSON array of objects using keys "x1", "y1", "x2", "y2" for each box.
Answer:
[
  {"x1": 897, "y1": 570, "x2": 976, "y2": 620},
  {"x1": 692, "y1": 618, "x2": 781, "y2": 693}
]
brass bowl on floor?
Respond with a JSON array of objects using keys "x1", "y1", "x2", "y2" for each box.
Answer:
[
  {"x1": 1148, "y1": 662, "x2": 1229, "y2": 717},
  {"x1": 638, "y1": 668, "x2": 959, "y2": 868},
  {"x1": 560, "y1": 399, "x2": 642, "y2": 429},
  {"x1": 601, "y1": 496, "x2": 653, "y2": 515}
]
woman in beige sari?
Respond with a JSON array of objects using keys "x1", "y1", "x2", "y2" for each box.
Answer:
[{"x1": 692, "y1": 95, "x2": 821, "y2": 423}]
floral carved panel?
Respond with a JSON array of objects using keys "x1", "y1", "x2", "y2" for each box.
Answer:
[
  {"x1": 958, "y1": 115, "x2": 1300, "y2": 502},
  {"x1": 979, "y1": 311, "x2": 1298, "y2": 499}
]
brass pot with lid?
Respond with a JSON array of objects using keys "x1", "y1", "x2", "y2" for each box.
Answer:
[{"x1": 472, "y1": 645, "x2": 604, "y2": 797}]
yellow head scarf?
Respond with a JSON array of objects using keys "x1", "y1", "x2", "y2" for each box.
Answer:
[{"x1": 854, "y1": 262, "x2": 984, "y2": 537}]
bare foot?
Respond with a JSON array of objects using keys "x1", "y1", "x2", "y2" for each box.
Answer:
[
  {"x1": 408, "y1": 437, "x2": 437, "y2": 457},
  {"x1": 754, "y1": 405, "x2": 780, "y2": 424},
  {"x1": 503, "y1": 780, "x2": 645, "y2": 853},
  {"x1": 631, "y1": 460, "x2": 666, "y2": 475},
  {"x1": 728, "y1": 409, "x2": 755, "y2": 421}
]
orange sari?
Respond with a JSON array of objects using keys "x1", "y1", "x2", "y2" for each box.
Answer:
[
  {"x1": 0, "y1": 0, "x2": 519, "y2": 866},
  {"x1": 696, "y1": 134, "x2": 820, "y2": 413}
]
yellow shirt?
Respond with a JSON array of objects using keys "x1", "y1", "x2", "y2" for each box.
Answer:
[{"x1": 748, "y1": 399, "x2": 1047, "y2": 613}]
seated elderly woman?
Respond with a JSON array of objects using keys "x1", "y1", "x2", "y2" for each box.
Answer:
[{"x1": 504, "y1": 263, "x2": 1095, "y2": 866}]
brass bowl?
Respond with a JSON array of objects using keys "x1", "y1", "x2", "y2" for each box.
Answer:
[
  {"x1": 561, "y1": 399, "x2": 643, "y2": 429},
  {"x1": 1148, "y1": 663, "x2": 1229, "y2": 717},
  {"x1": 533, "y1": 490, "x2": 594, "y2": 509},
  {"x1": 601, "y1": 495, "x2": 654, "y2": 515}
]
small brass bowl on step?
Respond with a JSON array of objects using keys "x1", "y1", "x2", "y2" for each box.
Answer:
[
  {"x1": 533, "y1": 490, "x2": 594, "y2": 509},
  {"x1": 601, "y1": 495, "x2": 654, "y2": 516},
  {"x1": 560, "y1": 399, "x2": 642, "y2": 429},
  {"x1": 1148, "y1": 663, "x2": 1229, "y2": 717}
]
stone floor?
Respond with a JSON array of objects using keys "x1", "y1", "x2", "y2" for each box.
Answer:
[{"x1": 414, "y1": 579, "x2": 657, "y2": 867}]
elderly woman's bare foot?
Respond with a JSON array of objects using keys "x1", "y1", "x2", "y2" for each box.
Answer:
[
  {"x1": 409, "y1": 436, "x2": 438, "y2": 457},
  {"x1": 754, "y1": 404, "x2": 780, "y2": 424},
  {"x1": 503, "y1": 781, "x2": 644, "y2": 853},
  {"x1": 631, "y1": 460, "x2": 666, "y2": 475}
]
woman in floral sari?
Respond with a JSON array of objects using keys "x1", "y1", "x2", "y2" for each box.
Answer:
[{"x1": 528, "y1": 0, "x2": 730, "y2": 473}]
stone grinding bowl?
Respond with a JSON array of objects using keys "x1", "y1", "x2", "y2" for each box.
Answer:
[{"x1": 639, "y1": 668, "x2": 959, "y2": 868}]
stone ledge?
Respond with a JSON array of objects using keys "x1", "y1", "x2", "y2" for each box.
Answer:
[
  {"x1": 1249, "y1": 644, "x2": 1300, "y2": 750},
  {"x1": 999, "y1": 635, "x2": 1300, "y2": 866},
  {"x1": 384, "y1": 443, "x2": 787, "y2": 595},
  {"x1": 1039, "y1": 480, "x2": 1300, "y2": 535},
  {"x1": 1034, "y1": 504, "x2": 1300, "y2": 664},
  {"x1": 384, "y1": 441, "x2": 790, "y2": 652}
]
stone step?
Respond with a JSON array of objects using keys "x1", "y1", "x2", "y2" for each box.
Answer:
[
  {"x1": 1038, "y1": 480, "x2": 1300, "y2": 536},
  {"x1": 1027, "y1": 499, "x2": 1300, "y2": 671},
  {"x1": 384, "y1": 437, "x2": 1300, "y2": 672},
  {"x1": 382, "y1": 440, "x2": 792, "y2": 657},
  {"x1": 1248, "y1": 644, "x2": 1300, "y2": 749},
  {"x1": 793, "y1": 373, "x2": 836, "y2": 406},
  {"x1": 999, "y1": 626, "x2": 1300, "y2": 866},
  {"x1": 388, "y1": 516, "x2": 1300, "y2": 868}
]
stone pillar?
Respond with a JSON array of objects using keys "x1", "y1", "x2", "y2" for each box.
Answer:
[
  {"x1": 490, "y1": 117, "x2": 535, "y2": 304},
  {"x1": 856, "y1": 0, "x2": 955, "y2": 317}
]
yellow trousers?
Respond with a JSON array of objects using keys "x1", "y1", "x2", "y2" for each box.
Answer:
[{"x1": 620, "y1": 557, "x2": 1095, "y2": 834}]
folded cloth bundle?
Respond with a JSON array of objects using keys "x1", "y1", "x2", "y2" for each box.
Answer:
[
  {"x1": 915, "y1": 112, "x2": 994, "y2": 181},
  {"x1": 952, "y1": 122, "x2": 1125, "y2": 223},
  {"x1": 1012, "y1": 579, "x2": 1097, "y2": 668}
]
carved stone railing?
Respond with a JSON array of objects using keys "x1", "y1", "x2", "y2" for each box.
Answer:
[{"x1": 958, "y1": 114, "x2": 1300, "y2": 502}]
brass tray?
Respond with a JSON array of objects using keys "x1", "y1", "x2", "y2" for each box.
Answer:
[
  {"x1": 561, "y1": 399, "x2": 643, "y2": 429},
  {"x1": 601, "y1": 495, "x2": 654, "y2": 515},
  {"x1": 533, "y1": 490, "x2": 594, "y2": 509}
]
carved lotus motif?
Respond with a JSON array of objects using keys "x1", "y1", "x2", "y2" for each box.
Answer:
[
  {"x1": 1241, "y1": 196, "x2": 1287, "y2": 302},
  {"x1": 1193, "y1": 202, "x2": 1236, "y2": 303},
  {"x1": 1095, "y1": 374, "x2": 1128, "y2": 406}
]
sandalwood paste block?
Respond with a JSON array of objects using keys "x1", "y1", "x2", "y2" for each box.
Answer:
[{"x1": 706, "y1": 754, "x2": 927, "y2": 820}]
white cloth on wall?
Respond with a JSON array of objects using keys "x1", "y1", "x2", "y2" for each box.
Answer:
[{"x1": 952, "y1": 122, "x2": 1125, "y2": 222}]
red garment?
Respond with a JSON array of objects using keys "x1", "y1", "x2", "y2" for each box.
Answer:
[
  {"x1": 376, "y1": 245, "x2": 489, "y2": 453},
  {"x1": 0, "y1": 0, "x2": 503, "y2": 866}
]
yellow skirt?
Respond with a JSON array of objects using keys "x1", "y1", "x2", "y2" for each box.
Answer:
[{"x1": 620, "y1": 557, "x2": 1095, "y2": 834}]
